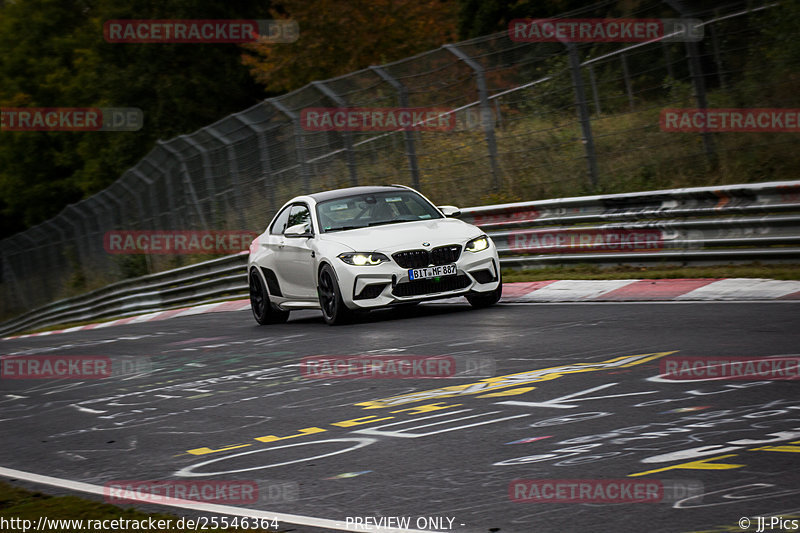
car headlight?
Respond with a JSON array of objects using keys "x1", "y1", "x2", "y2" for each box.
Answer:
[
  {"x1": 338, "y1": 252, "x2": 390, "y2": 266},
  {"x1": 465, "y1": 235, "x2": 490, "y2": 253}
]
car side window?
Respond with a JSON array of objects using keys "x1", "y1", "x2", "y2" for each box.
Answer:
[
  {"x1": 286, "y1": 204, "x2": 312, "y2": 234},
  {"x1": 270, "y1": 206, "x2": 292, "y2": 235}
]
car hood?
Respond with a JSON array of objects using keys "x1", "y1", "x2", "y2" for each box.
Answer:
[{"x1": 318, "y1": 218, "x2": 481, "y2": 253}]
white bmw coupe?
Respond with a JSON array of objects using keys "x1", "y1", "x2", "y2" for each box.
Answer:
[{"x1": 247, "y1": 185, "x2": 502, "y2": 325}]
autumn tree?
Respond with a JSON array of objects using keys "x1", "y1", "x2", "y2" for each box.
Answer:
[{"x1": 241, "y1": 0, "x2": 459, "y2": 94}]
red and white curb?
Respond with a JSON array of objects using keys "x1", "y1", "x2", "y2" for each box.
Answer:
[
  {"x1": 502, "y1": 278, "x2": 800, "y2": 302},
  {"x1": 4, "y1": 278, "x2": 798, "y2": 340}
]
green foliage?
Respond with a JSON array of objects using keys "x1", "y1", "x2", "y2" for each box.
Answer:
[
  {"x1": 0, "y1": 0, "x2": 273, "y2": 239},
  {"x1": 114, "y1": 253, "x2": 148, "y2": 279}
]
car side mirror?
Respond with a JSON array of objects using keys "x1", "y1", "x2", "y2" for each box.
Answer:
[
  {"x1": 439, "y1": 205, "x2": 461, "y2": 217},
  {"x1": 284, "y1": 223, "x2": 313, "y2": 238}
]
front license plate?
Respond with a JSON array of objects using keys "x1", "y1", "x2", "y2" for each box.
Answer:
[{"x1": 408, "y1": 263, "x2": 457, "y2": 280}]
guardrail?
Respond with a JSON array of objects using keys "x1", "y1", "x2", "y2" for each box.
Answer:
[
  {"x1": 2, "y1": 180, "x2": 798, "y2": 337},
  {"x1": 463, "y1": 180, "x2": 800, "y2": 267}
]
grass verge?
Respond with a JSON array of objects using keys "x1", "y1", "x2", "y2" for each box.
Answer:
[
  {"x1": 0, "y1": 480, "x2": 281, "y2": 532},
  {"x1": 501, "y1": 263, "x2": 800, "y2": 282}
]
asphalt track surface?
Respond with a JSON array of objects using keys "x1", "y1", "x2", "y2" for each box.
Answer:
[{"x1": 1, "y1": 301, "x2": 799, "y2": 533}]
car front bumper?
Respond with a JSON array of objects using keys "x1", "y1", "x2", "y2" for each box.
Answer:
[{"x1": 337, "y1": 247, "x2": 501, "y2": 310}]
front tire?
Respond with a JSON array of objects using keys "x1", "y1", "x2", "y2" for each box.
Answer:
[
  {"x1": 317, "y1": 264, "x2": 353, "y2": 325},
  {"x1": 466, "y1": 273, "x2": 502, "y2": 308},
  {"x1": 249, "y1": 269, "x2": 290, "y2": 325}
]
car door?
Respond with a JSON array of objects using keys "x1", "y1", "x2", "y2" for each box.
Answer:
[
  {"x1": 252, "y1": 205, "x2": 292, "y2": 298},
  {"x1": 274, "y1": 203, "x2": 317, "y2": 300}
]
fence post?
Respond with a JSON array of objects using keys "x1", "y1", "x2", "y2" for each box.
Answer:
[
  {"x1": 709, "y1": 13, "x2": 726, "y2": 89},
  {"x1": 87, "y1": 194, "x2": 115, "y2": 273},
  {"x1": 180, "y1": 134, "x2": 217, "y2": 230},
  {"x1": 620, "y1": 53, "x2": 635, "y2": 111},
  {"x1": 79, "y1": 198, "x2": 106, "y2": 269},
  {"x1": 443, "y1": 44, "x2": 503, "y2": 191},
  {"x1": 269, "y1": 98, "x2": 312, "y2": 193},
  {"x1": 661, "y1": 41, "x2": 675, "y2": 80},
  {"x1": 205, "y1": 127, "x2": 246, "y2": 228},
  {"x1": 16, "y1": 233, "x2": 40, "y2": 305},
  {"x1": 42, "y1": 219, "x2": 70, "y2": 279},
  {"x1": 587, "y1": 64, "x2": 602, "y2": 116},
  {"x1": 150, "y1": 144, "x2": 181, "y2": 229},
  {"x1": 130, "y1": 169, "x2": 160, "y2": 229},
  {"x1": 117, "y1": 178, "x2": 147, "y2": 229},
  {"x1": 0, "y1": 241, "x2": 29, "y2": 309},
  {"x1": 234, "y1": 112, "x2": 277, "y2": 214},
  {"x1": 369, "y1": 65, "x2": 422, "y2": 190},
  {"x1": 63, "y1": 204, "x2": 92, "y2": 278},
  {"x1": 664, "y1": 0, "x2": 717, "y2": 164},
  {"x1": 565, "y1": 42, "x2": 599, "y2": 189},
  {"x1": 311, "y1": 81, "x2": 359, "y2": 187},
  {"x1": 117, "y1": 177, "x2": 153, "y2": 273},
  {"x1": 99, "y1": 190, "x2": 124, "y2": 229},
  {"x1": 159, "y1": 140, "x2": 209, "y2": 229}
]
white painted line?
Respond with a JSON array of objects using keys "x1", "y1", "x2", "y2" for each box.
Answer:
[
  {"x1": 0, "y1": 466, "x2": 437, "y2": 533},
  {"x1": 515, "y1": 279, "x2": 637, "y2": 301},
  {"x1": 126, "y1": 311, "x2": 167, "y2": 324},
  {"x1": 94, "y1": 319, "x2": 125, "y2": 329},
  {"x1": 170, "y1": 303, "x2": 220, "y2": 318},
  {"x1": 675, "y1": 278, "x2": 800, "y2": 300}
]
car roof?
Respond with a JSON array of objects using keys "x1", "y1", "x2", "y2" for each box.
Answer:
[{"x1": 307, "y1": 185, "x2": 410, "y2": 203}]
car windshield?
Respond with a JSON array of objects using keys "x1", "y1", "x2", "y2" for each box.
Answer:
[{"x1": 316, "y1": 191, "x2": 443, "y2": 232}]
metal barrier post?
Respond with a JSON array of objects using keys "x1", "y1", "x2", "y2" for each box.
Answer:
[
  {"x1": 117, "y1": 179, "x2": 147, "y2": 229},
  {"x1": 709, "y1": 13, "x2": 726, "y2": 89},
  {"x1": 180, "y1": 134, "x2": 216, "y2": 230},
  {"x1": 234, "y1": 112, "x2": 277, "y2": 213},
  {"x1": 63, "y1": 204, "x2": 92, "y2": 277},
  {"x1": 587, "y1": 64, "x2": 602, "y2": 116},
  {"x1": 565, "y1": 42, "x2": 599, "y2": 189},
  {"x1": 664, "y1": 0, "x2": 717, "y2": 164},
  {"x1": 130, "y1": 169, "x2": 160, "y2": 229},
  {"x1": 369, "y1": 65, "x2": 422, "y2": 190},
  {"x1": 443, "y1": 44, "x2": 503, "y2": 191},
  {"x1": 620, "y1": 53, "x2": 635, "y2": 111},
  {"x1": 269, "y1": 98, "x2": 312, "y2": 193},
  {"x1": 1, "y1": 242, "x2": 29, "y2": 309},
  {"x1": 661, "y1": 41, "x2": 675, "y2": 80},
  {"x1": 311, "y1": 81, "x2": 358, "y2": 187},
  {"x1": 205, "y1": 127, "x2": 246, "y2": 228},
  {"x1": 159, "y1": 140, "x2": 209, "y2": 229}
]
